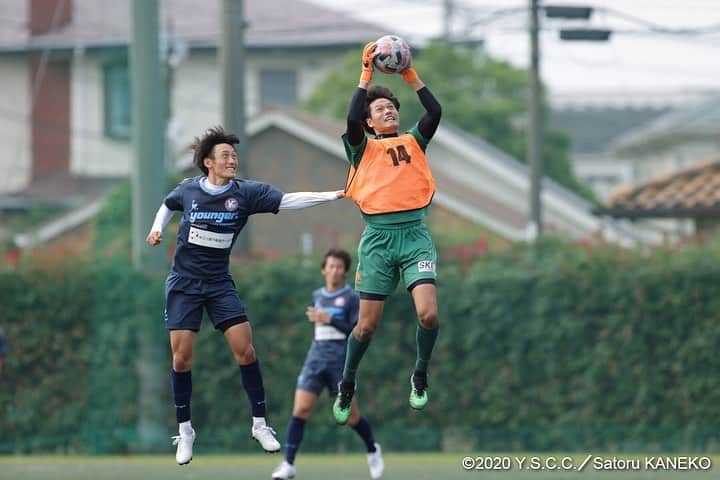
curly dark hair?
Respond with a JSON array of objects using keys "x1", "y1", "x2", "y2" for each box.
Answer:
[
  {"x1": 363, "y1": 85, "x2": 400, "y2": 135},
  {"x1": 321, "y1": 248, "x2": 352, "y2": 273},
  {"x1": 191, "y1": 126, "x2": 239, "y2": 175}
]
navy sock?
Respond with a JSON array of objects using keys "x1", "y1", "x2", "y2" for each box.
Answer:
[
  {"x1": 240, "y1": 360, "x2": 266, "y2": 418},
  {"x1": 170, "y1": 369, "x2": 192, "y2": 423},
  {"x1": 352, "y1": 417, "x2": 377, "y2": 453},
  {"x1": 285, "y1": 416, "x2": 306, "y2": 464}
]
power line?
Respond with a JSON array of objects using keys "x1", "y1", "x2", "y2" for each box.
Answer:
[{"x1": 596, "y1": 6, "x2": 720, "y2": 36}]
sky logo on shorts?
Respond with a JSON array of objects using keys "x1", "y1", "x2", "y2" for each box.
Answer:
[
  {"x1": 225, "y1": 197, "x2": 239, "y2": 211},
  {"x1": 418, "y1": 260, "x2": 435, "y2": 273}
]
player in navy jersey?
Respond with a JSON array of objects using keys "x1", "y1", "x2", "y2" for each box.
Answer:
[
  {"x1": 271, "y1": 249, "x2": 384, "y2": 480},
  {"x1": 146, "y1": 126, "x2": 344, "y2": 465}
]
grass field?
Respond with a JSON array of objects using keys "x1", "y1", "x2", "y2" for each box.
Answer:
[{"x1": 0, "y1": 453, "x2": 717, "y2": 480}]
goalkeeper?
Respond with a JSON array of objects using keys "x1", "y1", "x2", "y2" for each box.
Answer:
[{"x1": 333, "y1": 42, "x2": 442, "y2": 425}]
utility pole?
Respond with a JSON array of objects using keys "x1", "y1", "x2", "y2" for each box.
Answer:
[
  {"x1": 527, "y1": 0, "x2": 543, "y2": 239},
  {"x1": 443, "y1": 0, "x2": 454, "y2": 42},
  {"x1": 130, "y1": 0, "x2": 166, "y2": 450},
  {"x1": 130, "y1": 0, "x2": 167, "y2": 270},
  {"x1": 221, "y1": 0, "x2": 250, "y2": 253}
]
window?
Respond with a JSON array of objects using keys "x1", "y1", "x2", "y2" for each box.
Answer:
[
  {"x1": 259, "y1": 70, "x2": 297, "y2": 108},
  {"x1": 103, "y1": 61, "x2": 131, "y2": 139}
]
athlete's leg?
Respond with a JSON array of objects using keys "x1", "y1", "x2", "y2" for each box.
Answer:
[
  {"x1": 347, "y1": 398, "x2": 384, "y2": 478},
  {"x1": 333, "y1": 299, "x2": 384, "y2": 425},
  {"x1": 272, "y1": 363, "x2": 322, "y2": 480},
  {"x1": 344, "y1": 298, "x2": 384, "y2": 381},
  {"x1": 170, "y1": 330, "x2": 197, "y2": 418},
  {"x1": 285, "y1": 389, "x2": 317, "y2": 464},
  {"x1": 224, "y1": 321, "x2": 281, "y2": 452},
  {"x1": 411, "y1": 283, "x2": 439, "y2": 369},
  {"x1": 169, "y1": 330, "x2": 197, "y2": 465},
  {"x1": 409, "y1": 283, "x2": 439, "y2": 410}
]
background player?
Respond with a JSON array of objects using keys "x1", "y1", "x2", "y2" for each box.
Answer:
[
  {"x1": 271, "y1": 249, "x2": 384, "y2": 480},
  {"x1": 146, "y1": 126, "x2": 344, "y2": 465}
]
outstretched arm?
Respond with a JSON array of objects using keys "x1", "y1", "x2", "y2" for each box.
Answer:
[
  {"x1": 402, "y1": 67, "x2": 442, "y2": 141},
  {"x1": 146, "y1": 204, "x2": 175, "y2": 246},
  {"x1": 346, "y1": 42, "x2": 376, "y2": 147},
  {"x1": 346, "y1": 88, "x2": 367, "y2": 147},
  {"x1": 278, "y1": 191, "x2": 344, "y2": 210},
  {"x1": 416, "y1": 86, "x2": 442, "y2": 141}
]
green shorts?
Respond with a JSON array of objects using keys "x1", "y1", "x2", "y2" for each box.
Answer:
[{"x1": 355, "y1": 221, "x2": 437, "y2": 297}]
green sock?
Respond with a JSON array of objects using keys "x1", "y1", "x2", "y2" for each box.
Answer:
[
  {"x1": 342, "y1": 332, "x2": 371, "y2": 383},
  {"x1": 415, "y1": 324, "x2": 439, "y2": 373}
]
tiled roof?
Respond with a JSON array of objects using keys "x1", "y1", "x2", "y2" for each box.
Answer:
[
  {"x1": 599, "y1": 160, "x2": 720, "y2": 218},
  {"x1": 0, "y1": 0, "x2": 389, "y2": 52}
]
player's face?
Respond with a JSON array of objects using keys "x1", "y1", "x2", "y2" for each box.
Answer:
[
  {"x1": 205, "y1": 143, "x2": 238, "y2": 182},
  {"x1": 322, "y1": 256, "x2": 346, "y2": 288},
  {"x1": 367, "y1": 98, "x2": 399, "y2": 135}
]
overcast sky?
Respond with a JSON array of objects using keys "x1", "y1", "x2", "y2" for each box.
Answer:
[{"x1": 309, "y1": 0, "x2": 720, "y2": 98}]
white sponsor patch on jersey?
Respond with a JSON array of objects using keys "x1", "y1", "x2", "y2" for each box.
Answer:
[
  {"x1": 188, "y1": 226, "x2": 233, "y2": 249},
  {"x1": 334, "y1": 296, "x2": 346, "y2": 307},
  {"x1": 315, "y1": 323, "x2": 347, "y2": 341},
  {"x1": 418, "y1": 260, "x2": 435, "y2": 273}
]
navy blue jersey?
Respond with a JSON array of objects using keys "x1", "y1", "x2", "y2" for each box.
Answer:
[
  {"x1": 164, "y1": 176, "x2": 284, "y2": 279},
  {"x1": 0, "y1": 327, "x2": 6, "y2": 355},
  {"x1": 310, "y1": 284, "x2": 359, "y2": 342}
]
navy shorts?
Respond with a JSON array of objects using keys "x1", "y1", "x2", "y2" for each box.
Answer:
[
  {"x1": 164, "y1": 273, "x2": 248, "y2": 331},
  {"x1": 297, "y1": 341, "x2": 347, "y2": 396}
]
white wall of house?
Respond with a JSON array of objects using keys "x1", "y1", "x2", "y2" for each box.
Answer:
[
  {"x1": 629, "y1": 141, "x2": 720, "y2": 184},
  {"x1": 70, "y1": 48, "x2": 345, "y2": 176},
  {"x1": 71, "y1": 52, "x2": 132, "y2": 177},
  {"x1": 0, "y1": 56, "x2": 31, "y2": 193},
  {"x1": 574, "y1": 152, "x2": 634, "y2": 201},
  {"x1": 170, "y1": 52, "x2": 221, "y2": 156}
]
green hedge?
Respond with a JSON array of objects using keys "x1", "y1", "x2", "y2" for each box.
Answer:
[{"x1": 2, "y1": 242, "x2": 720, "y2": 453}]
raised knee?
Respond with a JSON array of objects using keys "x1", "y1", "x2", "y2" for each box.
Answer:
[
  {"x1": 292, "y1": 405, "x2": 312, "y2": 420},
  {"x1": 235, "y1": 344, "x2": 256, "y2": 365},
  {"x1": 172, "y1": 352, "x2": 193, "y2": 372},
  {"x1": 417, "y1": 309, "x2": 438, "y2": 330},
  {"x1": 355, "y1": 323, "x2": 376, "y2": 342}
]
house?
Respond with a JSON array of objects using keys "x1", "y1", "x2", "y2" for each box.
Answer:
[
  {"x1": 11, "y1": 107, "x2": 651, "y2": 252},
  {"x1": 0, "y1": 0, "x2": 388, "y2": 196},
  {"x1": 609, "y1": 96, "x2": 720, "y2": 184},
  {"x1": 0, "y1": 1, "x2": 652, "y2": 252},
  {"x1": 549, "y1": 91, "x2": 672, "y2": 201},
  {"x1": 549, "y1": 90, "x2": 720, "y2": 202},
  {"x1": 596, "y1": 160, "x2": 720, "y2": 241},
  {"x1": 170, "y1": 109, "x2": 654, "y2": 251}
]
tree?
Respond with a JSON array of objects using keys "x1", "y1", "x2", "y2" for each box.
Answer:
[{"x1": 303, "y1": 42, "x2": 595, "y2": 202}]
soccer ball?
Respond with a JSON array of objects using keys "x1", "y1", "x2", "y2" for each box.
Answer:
[{"x1": 373, "y1": 35, "x2": 411, "y2": 74}]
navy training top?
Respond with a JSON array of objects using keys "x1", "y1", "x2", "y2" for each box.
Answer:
[{"x1": 164, "y1": 176, "x2": 284, "y2": 279}]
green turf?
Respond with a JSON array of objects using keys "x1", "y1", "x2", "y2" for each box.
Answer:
[{"x1": 0, "y1": 453, "x2": 717, "y2": 480}]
